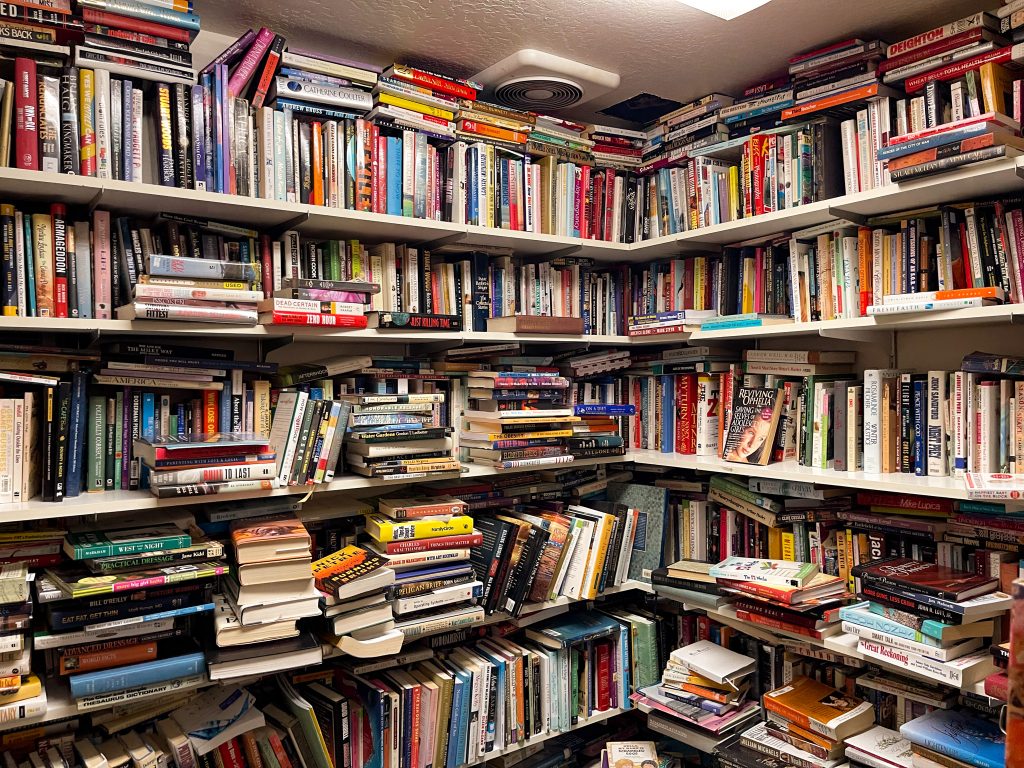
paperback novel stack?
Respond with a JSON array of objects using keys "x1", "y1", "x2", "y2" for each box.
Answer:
[
  {"x1": 636, "y1": 639, "x2": 759, "y2": 732},
  {"x1": 710, "y1": 556, "x2": 852, "y2": 640},
  {"x1": 135, "y1": 432, "x2": 279, "y2": 498},
  {"x1": 842, "y1": 556, "x2": 1006, "y2": 686},
  {"x1": 569, "y1": 402, "x2": 631, "y2": 461},
  {"x1": 362, "y1": 497, "x2": 484, "y2": 640},
  {"x1": 37, "y1": 517, "x2": 216, "y2": 711},
  {"x1": 313, "y1": 542, "x2": 402, "y2": 658},
  {"x1": 342, "y1": 391, "x2": 460, "y2": 480},
  {"x1": 746, "y1": 675, "x2": 876, "y2": 768},
  {"x1": 371, "y1": 63, "x2": 465, "y2": 146},
  {"x1": 119, "y1": 253, "x2": 261, "y2": 325},
  {"x1": 586, "y1": 124, "x2": 645, "y2": 170},
  {"x1": 215, "y1": 515, "x2": 321, "y2": 679},
  {"x1": 0, "y1": 563, "x2": 41, "y2": 723},
  {"x1": 461, "y1": 370, "x2": 576, "y2": 469}
]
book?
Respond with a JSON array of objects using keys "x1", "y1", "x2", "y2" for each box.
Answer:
[
  {"x1": 230, "y1": 517, "x2": 310, "y2": 564},
  {"x1": 899, "y1": 709, "x2": 1005, "y2": 768},
  {"x1": 763, "y1": 676, "x2": 874, "y2": 740},
  {"x1": 709, "y1": 557, "x2": 820, "y2": 588},
  {"x1": 851, "y1": 557, "x2": 999, "y2": 601},
  {"x1": 723, "y1": 387, "x2": 784, "y2": 465},
  {"x1": 667, "y1": 640, "x2": 755, "y2": 685}
]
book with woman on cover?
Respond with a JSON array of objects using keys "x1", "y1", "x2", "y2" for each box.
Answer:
[{"x1": 724, "y1": 387, "x2": 783, "y2": 465}]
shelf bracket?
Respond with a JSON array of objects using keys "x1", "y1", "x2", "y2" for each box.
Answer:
[
  {"x1": 87, "y1": 189, "x2": 105, "y2": 214},
  {"x1": 1016, "y1": 165, "x2": 1024, "y2": 181},
  {"x1": 827, "y1": 206, "x2": 868, "y2": 226},
  {"x1": 259, "y1": 334, "x2": 294, "y2": 361},
  {"x1": 420, "y1": 232, "x2": 468, "y2": 251},
  {"x1": 268, "y1": 212, "x2": 309, "y2": 238},
  {"x1": 817, "y1": 327, "x2": 878, "y2": 343},
  {"x1": 545, "y1": 245, "x2": 582, "y2": 259}
]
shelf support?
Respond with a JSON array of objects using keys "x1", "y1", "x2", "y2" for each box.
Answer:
[
  {"x1": 87, "y1": 189, "x2": 105, "y2": 214},
  {"x1": 420, "y1": 232, "x2": 468, "y2": 250},
  {"x1": 268, "y1": 212, "x2": 309, "y2": 238},
  {"x1": 827, "y1": 206, "x2": 868, "y2": 225},
  {"x1": 817, "y1": 327, "x2": 878, "y2": 343},
  {"x1": 258, "y1": 334, "x2": 294, "y2": 361},
  {"x1": 545, "y1": 245, "x2": 582, "y2": 259}
]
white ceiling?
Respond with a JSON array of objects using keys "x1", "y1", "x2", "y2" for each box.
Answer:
[{"x1": 196, "y1": 0, "x2": 994, "y2": 124}]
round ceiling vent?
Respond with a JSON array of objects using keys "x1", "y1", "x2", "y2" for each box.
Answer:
[{"x1": 493, "y1": 76, "x2": 585, "y2": 110}]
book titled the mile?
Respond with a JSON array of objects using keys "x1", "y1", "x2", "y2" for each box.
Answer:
[{"x1": 710, "y1": 557, "x2": 819, "y2": 588}]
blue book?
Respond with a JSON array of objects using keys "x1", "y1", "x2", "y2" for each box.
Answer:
[
  {"x1": 69, "y1": 650, "x2": 205, "y2": 698},
  {"x1": 445, "y1": 668, "x2": 465, "y2": 768},
  {"x1": 573, "y1": 404, "x2": 636, "y2": 416},
  {"x1": 22, "y1": 214, "x2": 36, "y2": 317},
  {"x1": 913, "y1": 379, "x2": 925, "y2": 476},
  {"x1": 877, "y1": 122, "x2": 994, "y2": 161},
  {"x1": 103, "y1": 1, "x2": 201, "y2": 31},
  {"x1": 841, "y1": 603, "x2": 945, "y2": 646},
  {"x1": 900, "y1": 709, "x2": 1005, "y2": 768},
  {"x1": 140, "y1": 392, "x2": 156, "y2": 489},
  {"x1": 386, "y1": 137, "x2": 402, "y2": 216},
  {"x1": 723, "y1": 99, "x2": 795, "y2": 124},
  {"x1": 65, "y1": 371, "x2": 88, "y2": 498},
  {"x1": 660, "y1": 375, "x2": 675, "y2": 453},
  {"x1": 529, "y1": 613, "x2": 622, "y2": 647}
]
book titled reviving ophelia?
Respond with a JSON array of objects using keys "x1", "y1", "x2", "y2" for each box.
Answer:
[
  {"x1": 710, "y1": 557, "x2": 820, "y2": 588},
  {"x1": 668, "y1": 640, "x2": 756, "y2": 684},
  {"x1": 229, "y1": 516, "x2": 310, "y2": 564},
  {"x1": 1009, "y1": 578, "x2": 1024, "y2": 768},
  {"x1": 850, "y1": 556, "x2": 998, "y2": 602},
  {"x1": 604, "y1": 742, "x2": 659, "y2": 768},
  {"x1": 723, "y1": 387, "x2": 783, "y2": 465},
  {"x1": 899, "y1": 709, "x2": 1005, "y2": 768},
  {"x1": 763, "y1": 676, "x2": 874, "y2": 740}
]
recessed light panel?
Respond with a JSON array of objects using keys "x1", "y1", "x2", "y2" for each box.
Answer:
[{"x1": 677, "y1": 0, "x2": 772, "y2": 20}]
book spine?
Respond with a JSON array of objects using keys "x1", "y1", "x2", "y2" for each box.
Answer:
[{"x1": 14, "y1": 57, "x2": 37, "y2": 170}]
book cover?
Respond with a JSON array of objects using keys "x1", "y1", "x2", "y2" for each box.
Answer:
[
  {"x1": 311, "y1": 545, "x2": 388, "y2": 595},
  {"x1": 723, "y1": 387, "x2": 784, "y2": 465},
  {"x1": 668, "y1": 640, "x2": 755, "y2": 684},
  {"x1": 763, "y1": 676, "x2": 874, "y2": 740},
  {"x1": 900, "y1": 709, "x2": 1005, "y2": 768},
  {"x1": 710, "y1": 557, "x2": 820, "y2": 588},
  {"x1": 63, "y1": 525, "x2": 191, "y2": 560},
  {"x1": 851, "y1": 556, "x2": 998, "y2": 602}
]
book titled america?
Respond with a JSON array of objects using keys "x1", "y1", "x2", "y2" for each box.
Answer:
[
  {"x1": 667, "y1": 640, "x2": 756, "y2": 685},
  {"x1": 710, "y1": 557, "x2": 820, "y2": 588},
  {"x1": 762, "y1": 676, "x2": 874, "y2": 740},
  {"x1": 899, "y1": 709, "x2": 1005, "y2": 768},
  {"x1": 850, "y1": 556, "x2": 998, "y2": 602},
  {"x1": 723, "y1": 387, "x2": 784, "y2": 465}
]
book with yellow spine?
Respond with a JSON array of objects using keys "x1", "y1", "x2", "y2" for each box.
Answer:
[
  {"x1": 376, "y1": 92, "x2": 455, "y2": 121},
  {"x1": 365, "y1": 513, "x2": 474, "y2": 543},
  {"x1": 0, "y1": 674, "x2": 41, "y2": 705},
  {"x1": 580, "y1": 508, "x2": 614, "y2": 599}
]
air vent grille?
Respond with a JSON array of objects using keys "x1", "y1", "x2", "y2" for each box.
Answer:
[{"x1": 494, "y1": 77, "x2": 584, "y2": 110}]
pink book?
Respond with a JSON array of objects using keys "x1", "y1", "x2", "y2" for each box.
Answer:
[
  {"x1": 92, "y1": 210, "x2": 112, "y2": 319},
  {"x1": 227, "y1": 27, "x2": 273, "y2": 98},
  {"x1": 14, "y1": 57, "x2": 37, "y2": 171}
]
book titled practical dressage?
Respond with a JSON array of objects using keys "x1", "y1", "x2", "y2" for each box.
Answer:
[{"x1": 850, "y1": 556, "x2": 998, "y2": 602}]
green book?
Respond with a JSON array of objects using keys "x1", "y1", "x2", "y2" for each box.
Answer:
[
  {"x1": 87, "y1": 396, "x2": 105, "y2": 493},
  {"x1": 63, "y1": 524, "x2": 191, "y2": 560},
  {"x1": 104, "y1": 397, "x2": 115, "y2": 490},
  {"x1": 114, "y1": 391, "x2": 124, "y2": 490}
]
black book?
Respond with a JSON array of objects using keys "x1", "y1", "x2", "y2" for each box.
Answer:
[
  {"x1": 59, "y1": 67, "x2": 80, "y2": 174},
  {"x1": 51, "y1": 380, "x2": 72, "y2": 503},
  {"x1": 47, "y1": 586, "x2": 214, "y2": 631},
  {"x1": 509, "y1": 524, "x2": 549, "y2": 616},
  {"x1": 470, "y1": 516, "x2": 515, "y2": 613},
  {"x1": 288, "y1": 399, "x2": 322, "y2": 486},
  {"x1": 172, "y1": 82, "x2": 193, "y2": 189}
]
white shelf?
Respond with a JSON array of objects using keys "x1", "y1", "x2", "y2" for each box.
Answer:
[
  {"x1": 4, "y1": 157, "x2": 1024, "y2": 263},
  {"x1": 629, "y1": 449, "x2": 971, "y2": 500},
  {"x1": 482, "y1": 579, "x2": 654, "y2": 628}
]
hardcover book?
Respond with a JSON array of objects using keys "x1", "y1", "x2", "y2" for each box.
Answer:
[
  {"x1": 710, "y1": 557, "x2": 820, "y2": 588},
  {"x1": 667, "y1": 640, "x2": 755, "y2": 685},
  {"x1": 311, "y1": 545, "x2": 388, "y2": 596},
  {"x1": 851, "y1": 556, "x2": 998, "y2": 601},
  {"x1": 899, "y1": 709, "x2": 1005, "y2": 768},
  {"x1": 230, "y1": 517, "x2": 310, "y2": 565}
]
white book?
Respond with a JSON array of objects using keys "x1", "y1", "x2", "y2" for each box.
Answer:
[
  {"x1": 131, "y1": 87, "x2": 143, "y2": 183},
  {"x1": 73, "y1": 221, "x2": 92, "y2": 319},
  {"x1": 841, "y1": 623, "x2": 982, "y2": 661},
  {"x1": 269, "y1": 390, "x2": 306, "y2": 483},
  {"x1": 840, "y1": 119, "x2": 859, "y2": 194},
  {"x1": 856, "y1": 640, "x2": 994, "y2": 686},
  {"x1": 848, "y1": 385, "x2": 864, "y2": 471},
  {"x1": 844, "y1": 726, "x2": 913, "y2": 768},
  {"x1": 551, "y1": 519, "x2": 581, "y2": 599},
  {"x1": 13, "y1": 212, "x2": 25, "y2": 317},
  {"x1": 863, "y1": 369, "x2": 901, "y2": 474},
  {"x1": 614, "y1": 507, "x2": 638, "y2": 586},
  {"x1": 10, "y1": 399, "x2": 23, "y2": 504},
  {"x1": 695, "y1": 375, "x2": 720, "y2": 456},
  {"x1": 569, "y1": 505, "x2": 612, "y2": 600},
  {"x1": 560, "y1": 516, "x2": 594, "y2": 600},
  {"x1": 668, "y1": 639, "x2": 755, "y2": 684},
  {"x1": 856, "y1": 109, "x2": 873, "y2": 192},
  {"x1": 926, "y1": 371, "x2": 949, "y2": 476},
  {"x1": 94, "y1": 68, "x2": 110, "y2": 179},
  {"x1": 273, "y1": 109, "x2": 287, "y2": 201},
  {"x1": 258, "y1": 106, "x2": 275, "y2": 200},
  {"x1": 0, "y1": 400, "x2": 14, "y2": 505}
]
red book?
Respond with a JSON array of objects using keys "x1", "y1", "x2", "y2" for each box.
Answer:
[
  {"x1": 371, "y1": 123, "x2": 382, "y2": 214},
  {"x1": 384, "y1": 532, "x2": 483, "y2": 554},
  {"x1": 905, "y1": 46, "x2": 1015, "y2": 93},
  {"x1": 603, "y1": 169, "x2": 616, "y2": 241},
  {"x1": 13, "y1": 57, "x2": 37, "y2": 170},
  {"x1": 81, "y1": 7, "x2": 192, "y2": 43},
  {"x1": 750, "y1": 134, "x2": 767, "y2": 215},
  {"x1": 218, "y1": 739, "x2": 245, "y2": 768},
  {"x1": 389, "y1": 64, "x2": 477, "y2": 101},
  {"x1": 259, "y1": 234, "x2": 273, "y2": 299},
  {"x1": 736, "y1": 608, "x2": 827, "y2": 639},
  {"x1": 50, "y1": 205, "x2": 69, "y2": 317},
  {"x1": 265, "y1": 312, "x2": 369, "y2": 327},
  {"x1": 879, "y1": 28, "x2": 988, "y2": 74},
  {"x1": 984, "y1": 671, "x2": 1008, "y2": 701},
  {"x1": 851, "y1": 556, "x2": 999, "y2": 601},
  {"x1": 854, "y1": 492, "x2": 953, "y2": 513},
  {"x1": 250, "y1": 34, "x2": 285, "y2": 110},
  {"x1": 595, "y1": 639, "x2": 612, "y2": 711},
  {"x1": 789, "y1": 38, "x2": 864, "y2": 65},
  {"x1": 675, "y1": 373, "x2": 697, "y2": 454}
]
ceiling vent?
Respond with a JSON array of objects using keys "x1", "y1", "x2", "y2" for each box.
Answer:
[{"x1": 472, "y1": 50, "x2": 620, "y2": 112}]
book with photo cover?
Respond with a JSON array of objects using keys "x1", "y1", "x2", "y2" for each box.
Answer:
[
  {"x1": 723, "y1": 387, "x2": 783, "y2": 465},
  {"x1": 230, "y1": 517, "x2": 310, "y2": 565}
]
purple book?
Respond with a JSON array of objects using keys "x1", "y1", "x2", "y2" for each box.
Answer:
[
  {"x1": 190, "y1": 84, "x2": 206, "y2": 191},
  {"x1": 228, "y1": 26, "x2": 273, "y2": 97},
  {"x1": 200, "y1": 28, "x2": 256, "y2": 76}
]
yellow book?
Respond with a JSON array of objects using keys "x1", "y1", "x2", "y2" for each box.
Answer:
[
  {"x1": 485, "y1": 144, "x2": 496, "y2": 229},
  {"x1": 728, "y1": 164, "x2": 740, "y2": 220},
  {"x1": 0, "y1": 675, "x2": 41, "y2": 705},
  {"x1": 845, "y1": 527, "x2": 856, "y2": 593},
  {"x1": 582, "y1": 510, "x2": 614, "y2": 599},
  {"x1": 365, "y1": 513, "x2": 473, "y2": 543},
  {"x1": 780, "y1": 531, "x2": 795, "y2": 562},
  {"x1": 768, "y1": 527, "x2": 783, "y2": 561},
  {"x1": 471, "y1": 430, "x2": 574, "y2": 441},
  {"x1": 741, "y1": 257, "x2": 755, "y2": 314},
  {"x1": 979, "y1": 62, "x2": 1014, "y2": 116},
  {"x1": 376, "y1": 92, "x2": 455, "y2": 121},
  {"x1": 835, "y1": 529, "x2": 848, "y2": 584}
]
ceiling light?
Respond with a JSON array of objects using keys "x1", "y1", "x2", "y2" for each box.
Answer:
[{"x1": 676, "y1": 0, "x2": 772, "y2": 20}]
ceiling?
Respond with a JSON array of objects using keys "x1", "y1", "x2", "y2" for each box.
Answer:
[{"x1": 194, "y1": 0, "x2": 994, "y2": 125}]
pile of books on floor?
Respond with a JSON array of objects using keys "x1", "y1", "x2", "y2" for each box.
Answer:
[
  {"x1": 314, "y1": 542, "x2": 402, "y2": 657},
  {"x1": 839, "y1": 556, "x2": 1006, "y2": 686},
  {"x1": 36, "y1": 515, "x2": 218, "y2": 710},
  {"x1": 742, "y1": 675, "x2": 876, "y2": 768},
  {"x1": 710, "y1": 555, "x2": 852, "y2": 640},
  {"x1": 462, "y1": 369, "x2": 577, "y2": 469},
  {"x1": 473, "y1": 500, "x2": 639, "y2": 617},
  {"x1": 213, "y1": 515, "x2": 322, "y2": 680},
  {"x1": 0, "y1": 564, "x2": 41, "y2": 722},
  {"x1": 119, "y1": 253, "x2": 262, "y2": 325},
  {"x1": 342, "y1": 391, "x2": 461, "y2": 480},
  {"x1": 632, "y1": 639, "x2": 759, "y2": 741},
  {"x1": 362, "y1": 495, "x2": 484, "y2": 639},
  {"x1": 137, "y1": 432, "x2": 279, "y2": 499}
]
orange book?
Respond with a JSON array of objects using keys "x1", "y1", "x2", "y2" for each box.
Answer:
[
  {"x1": 677, "y1": 682, "x2": 737, "y2": 703},
  {"x1": 934, "y1": 286, "x2": 1005, "y2": 300},
  {"x1": 736, "y1": 609, "x2": 826, "y2": 639},
  {"x1": 203, "y1": 390, "x2": 218, "y2": 434},
  {"x1": 762, "y1": 675, "x2": 874, "y2": 740},
  {"x1": 311, "y1": 122, "x2": 324, "y2": 206},
  {"x1": 781, "y1": 84, "x2": 882, "y2": 120},
  {"x1": 311, "y1": 544, "x2": 387, "y2": 593},
  {"x1": 230, "y1": 515, "x2": 310, "y2": 564},
  {"x1": 457, "y1": 119, "x2": 528, "y2": 144},
  {"x1": 772, "y1": 718, "x2": 837, "y2": 751},
  {"x1": 887, "y1": 133, "x2": 1003, "y2": 171},
  {"x1": 857, "y1": 226, "x2": 872, "y2": 314},
  {"x1": 59, "y1": 641, "x2": 157, "y2": 675}
]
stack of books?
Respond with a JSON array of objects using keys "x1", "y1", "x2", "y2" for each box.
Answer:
[
  {"x1": 342, "y1": 391, "x2": 460, "y2": 480},
  {"x1": 710, "y1": 555, "x2": 852, "y2": 640},
  {"x1": 118, "y1": 253, "x2": 261, "y2": 325},
  {"x1": 216, "y1": 516, "x2": 321, "y2": 679},
  {"x1": 313, "y1": 543, "x2": 401, "y2": 657},
  {"x1": 900, "y1": 709, "x2": 1005, "y2": 768},
  {"x1": 462, "y1": 370, "x2": 576, "y2": 469},
  {"x1": 744, "y1": 676, "x2": 876, "y2": 768},
  {"x1": 362, "y1": 497, "x2": 484, "y2": 640},
  {"x1": 258, "y1": 271, "x2": 376, "y2": 328},
  {"x1": 844, "y1": 725, "x2": 914, "y2": 768},
  {"x1": 841, "y1": 556, "x2": 1006, "y2": 686},
  {"x1": 569, "y1": 402, "x2": 631, "y2": 462},
  {"x1": 370, "y1": 64, "x2": 461, "y2": 147},
  {"x1": 38, "y1": 517, "x2": 215, "y2": 710},
  {"x1": 651, "y1": 559, "x2": 733, "y2": 611},
  {"x1": 719, "y1": 81, "x2": 790, "y2": 139},
  {"x1": 586, "y1": 124, "x2": 645, "y2": 170},
  {"x1": 633, "y1": 638, "x2": 759, "y2": 740},
  {"x1": 0, "y1": 563, "x2": 41, "y2": 722},
  {"x1": 136, "y1": 432, "x2": 279, "y2": 499}
]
